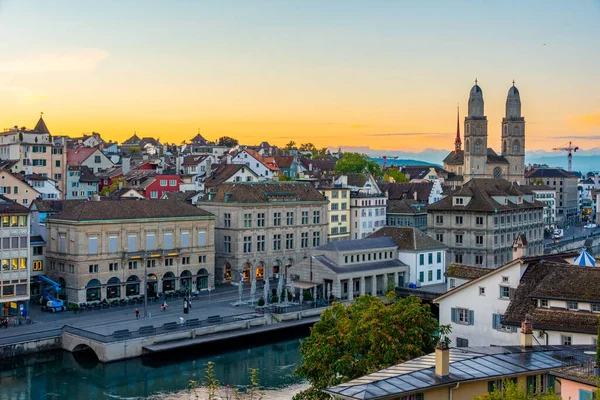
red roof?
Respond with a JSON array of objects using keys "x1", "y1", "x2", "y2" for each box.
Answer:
[
  {"x1": 244, "y1": 149, "x2": 280, "y2": 172},
  {"x1": 67, "y1": 148, "x2": 98, "y2": 165}
]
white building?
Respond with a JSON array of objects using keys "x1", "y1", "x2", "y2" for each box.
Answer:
[
  {"x1": 344, "y1": 173, "x2": 387, "y2": 239},
  {"x1": 231, "y1": 149, "x2": 279, "y2": 180},
  {"x1": 434, "y1": 241, "x2": 590, "y2": 348},
  {"x1": 519, "y1": 184, "x2": 556, "y2": 231},
  {"x1": 368, "y1": 226, "x2": 447, "y2": 288},
  {"x1": 26, "y1": 175, "x2": 61, "y2": 200}
]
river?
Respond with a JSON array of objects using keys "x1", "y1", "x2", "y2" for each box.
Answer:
[{"x1": 0, "y1": 330, "x2": 308, "y2": 400}]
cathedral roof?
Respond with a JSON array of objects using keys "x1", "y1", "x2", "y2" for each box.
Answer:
[
  {"x1": 469, "y1": 83, "x2": 483, "y2": 97},
  {"x1": 443, "y1": 150, "x2": 464, "y2": 165},
  {"x1": 507, "y1": 85, "x2": 520, "y2": 99},
  {"x1": 485, "y1": 148, "x2": 509, "y2": 164}
]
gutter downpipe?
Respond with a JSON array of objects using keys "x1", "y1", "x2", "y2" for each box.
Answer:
[{"x1": 449, "y1": 382, "x2": 460, "y2": 400}]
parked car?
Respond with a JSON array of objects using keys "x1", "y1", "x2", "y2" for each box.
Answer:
[{"x1": 585, "y1": 223, "x2": 597, "y2": 229}]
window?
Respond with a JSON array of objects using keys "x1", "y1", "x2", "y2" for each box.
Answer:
[
  {"x1": 301, "y1": 232, "x2": 309, "y2": 248},
  {"x1": 257, "y1": 235, "x2": 265, "y2": 252},
  {"x1": 128, "y1": 261, "x2": 138, "y2": 270},
  {"x1": 223, "y1": 236, "x2": 231, "y2": 253},
  {"x1": 479, "y1": 287, "x2": 486, "y2": 296},
  {"x1": 499, "y1": 286, "x2": 510, "y2": 298},
  {"x1": 540, "y1": 299, "x2": 549, "y2": 308},
  {"x1": 313, "y1": 211, "x2": 321, "y2": 224},
  {"x1": 419, "y1": 271, "x2": 424, "y2": 282},
  {"x1": 257, "y1": 213, "x2": 265, "y2": 227},
  {"x1": 476, "y1": 216, "x2": 484, "y2": 225},
  {"x1": 428, "y1": 270, "x2": 433, "y2": 281},
  {"x1": 301, "y1": 211, "x2": 309, "y2": 224},
  {"x1": 437, "y1": 269, "x2": 441, "y2": 280},
  {"x1": 181, "y1": 232, "x2": 189, "y2": 248},
  {"x1": 455, "y1": 216, "x2": 463, "y2": 224},
  {"x1": 224, "y1": 213, "x2": 231, "y2": 228},
  {"x1": 181, "y1": 256, "x2": 191, "y2": 265},
  {"x1": 244, "y1": 213, "x2": 252, "y2": 228},
  {"x1": 592, "y1": 304, "x2": 600, "y2": 313},
  {"x1": 125, "y1": 234, "x2": 137, "y2": 254},
  {"x1": 273, "y1": 234, "x2": 281, "y2": 251},
  {"x1": 567, "y1": 301, "x2": 578, "y2": 310},
  {"x1": 160, "y1": 180, "x2": 167, "y2": 186},
  {"x1": 273, "y1": 212, "x2": 281, "y2": 226},
  {"x1": 109, "y1": 263, "x2": 119, "y2": 271},
  {"x1": 33, "y1": 260, "x2": 43, "y2": 271},
  {"x1": 164, "y1": 233, "x2": 173, "y2": 250},
  {"x1": 449, "y1": 278, "x2": 456, "y2": 288},
  {"x1": 164, "y1": 258, "x2": 174, "y2": 266},
  {"x1": 33, "y1": 246, "x2": 44, "y2": 255},
  {"x1": 476, "y1": 235, "x2": 484, "y2": 245},
  {"x1": 198, "y1": 255, "x2": 207, "y2": 263},
  {"x1": 451, "y1": 308, "x2": 473, "y2": 325},
  {"x1": 286, "y1": 212, "x2": 294, "y2": 226},
  {"x1": 455, "y1": 234, "x2": 463, "y2": 244},
  {"x1": 312, "y1": 231, "x2": 321, "y2": 247},
  {"x1": 428, "y1": 253, "x2": 433, "y2": 264},
  {"x1": 88, "y1": 236, "x2": 98, "y2": 254},
  {"x1": 561, "y1": 335, "x2": 572, "y2": 346},
  {"x1": 331, "y1": 203, "x2": 338, "y2": 211},
  {"x1": 437, "y1": 252, "x2": 442, "y2": 263},
  {"x1": 419, "y1": 254, "x2": 424, "y2": 265},
  {"x1": 88, "y1": 264, "x2": 99, "y2": 273},
  {"x1": 109, "y1": 236, "x2": 118, "y2": 253},
  {"x1": 435, "y1": 233, "x2": 444, "y2": 242},
  {"x1": 169, "y1": 180, "x2": 177, "y2": 186},
  {"x1": 455, "y1": 197, "x2": 464, "y2": 205},
  {"x1": 146, "y1": 233, "x2": 155, "y2": 250},
  {"x1": 243, "y1": 236, "x2": 252, "y2": 253},
  {"x1": 331, "y1": 215, "x2": 339, "y2": 223},
  {"x1": 454, "y1": 253, "x2": 463, "y2": 263},
  {"x1": 285, "y1": 233, "x2": 294, "y2": 249},
  {"x1": 150, "y1": 191, "x2": 158, "y2": 199},
  {"x1": 475, "y1": 255, "x2": 483, "y2": 265},
  {"x1": 502, "y1": 276, "x2": 509, "y2": 283}
]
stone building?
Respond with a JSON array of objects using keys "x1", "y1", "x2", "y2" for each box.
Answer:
[
  {"x1": 443, "y1": 82, "x2": 525, "y2": 184},
  {"x1": 343, "y1": 174, "x2": 387, "y2": 239},
  {"x1": 317, "y1": 184, "x2": 351, "y2": 242},
  {"x1": 0, "y1": 196, "x2": 30, "y2": 317},
  {"x1": 198, "y1": 182, "x2": 328, "y2": 284},
  {"x1": 45, "y1": 199, "x2": 215, "y2": 303},
  {"x1": 427, "y1": 179, "x2": 544, "y2": 268},
  {"x1": 525, "y1": 168, "x2": 579, "y2": 226}
]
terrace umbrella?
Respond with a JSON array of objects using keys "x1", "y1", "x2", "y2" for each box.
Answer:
[
  {"x1": 263, "y1": 279, "x2": 270, "y2": 305},
  {"x1": 277, "y1": 275, "x2": 283, "y2": 303},
  {"x1": 250, "y1": 279, "x2": 256, "y2": 301},
  {"x1": 238, "y1": 279, "x2": 243, "y2": 303},
  {"x1": 574, "y1": 248, "x2": 596, "y2": 266},
  {"x1": 290, "y1": 280, "x2": 295, "y2": 301}
]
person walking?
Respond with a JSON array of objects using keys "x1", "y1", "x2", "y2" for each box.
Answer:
[
  {"x1": 161, "y1": 301, "x2": 168, "y2": 311},
  {"x1": 135, "y1": 308, "x2": 139, "y2": 319},
  {"x1": 183, "y1": 298, "x2": 189, "y2": 314}
]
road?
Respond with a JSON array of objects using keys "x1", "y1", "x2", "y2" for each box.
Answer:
[{"x1": 544, "y1": 225, "x2": 600, "y2": 247}]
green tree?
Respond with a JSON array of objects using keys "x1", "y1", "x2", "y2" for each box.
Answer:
[
  {"x1": 129, "y1": 147, "x2": 140, "y2": 155},
  {"x1": 334, "y1": 153, "x2": 381, "y2": 176},
  {"x1": 383, "y1": 168, "x2": 409, "y2": 183},
  {"x1": 285, "y1": 141, "x2": 296, "y2": 150},
  {"x1": 218, "y1": 136, "x2": 239, "y2": 147},
  {"x1": 294, "y1": 295, "x2": 441, "y2": 399},
  {"x1": 278, "y1": 173, "x2": 293, "y2": 181},
  {"x1": 188, "y1": 361, "x2": 264, "y2": 400},
  {"x1": 100, "y1": 177, "x2": 125, "y2": 196},
  {"x1": 299, "y1": 143, "x2": 317, "y2": 153},
  {"x1": 474, "y1": 378, "x2": 560, "y2": 400}
]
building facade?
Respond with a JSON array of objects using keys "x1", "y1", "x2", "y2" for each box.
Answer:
[
  {"x1": 198, "y1": 182, "x2": 328, "y2": 284},
  {"x1": 385, "y1": 199, "x2": 427, "y2": 230},
  {"x1": 427, "y1": 179, "x2": 545, "y2": 268},
  {"x1": 0, "y1": 170, "x2": 40, "y2": 207},
  {"x1": 0, "y1": 197, "x2": 30, "y2": 317},
  {"x1": 45, "y1": 199, "x2": 215, "y2": 303},
  {"x1": 525, "y1": 168, "x2": 579, "y2": 226},
  {"x1": 520, "y1": 184, "x2": 556, "y2": 231},
  {"x1": 318, "y1": 185, "x2": 351, "y2": 242},
  {"x1": 66, "y1": 166, "x2": 99, "y2": 200}
]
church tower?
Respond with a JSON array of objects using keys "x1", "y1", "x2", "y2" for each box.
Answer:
[
  {"x1": 502, "y1": 82, "x2": 525, "y2": 183},
  {"x1": 464, "y1": 80, "x2": 488, "y2": 182},
  {"x1": 454, "y1": 106, "x2": 462, "y2": 153}
]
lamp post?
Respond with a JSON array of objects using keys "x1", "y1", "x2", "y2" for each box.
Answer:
[{"x1": 143, "y1": 253, "x2": 148, "y2": 318}]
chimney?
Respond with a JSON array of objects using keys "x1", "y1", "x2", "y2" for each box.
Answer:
[
  {"x1": 521, "y1": 317, "x2": 533, "y2": 347},
  {"x1": 435, "y1": 341, "x2": 450, "y2": 377},
  {"x1": 512, "y1": 234, "x2": 528, "y2": 259},
  {"x1": 413, "y1": 191, "x2": 418, "y2": 201},
  {"x1": 91, "y1": 193, "x2": 101, "y2": 201}
]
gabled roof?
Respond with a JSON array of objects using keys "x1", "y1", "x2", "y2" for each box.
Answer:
[
  {"x1": 0, "y1": 195, "x2": 29, "y2": 213},
  {"x1": 33, "y1": 117, "x2": 50, "y2": 134},
  {"x1": 380, "y1": 182, "x2": 433, "y2": 201},
  {"x1": 314, "y1": 255, "x2": 407, "y2": 274},
  {"x1": 200, "y1": 182, "x2": 326, "y2": 203},
  {"x1": 189, "y1": 133, "x2": 207, "y2": 144},
  {"x1": 525, "y1": 168, "x2": 576, "y2": 179},
  {"x1": 32, "y1": 199, "x2": 87, "y2": 213},
  {"x1": 443, "y1": 150, "x2": 464, "y2": 165},
  {"x1": 67, "y1": 147, "x2": 100, "y2": 165},
  {"x1": 182, "y1": 155, "x2": 209, "y2": 166},
  {"x1": 139, "y1": 137, "x2": 161, "y2": 148},
  {"x1": 386, "y1": 199, "x2": 427, "y2": 214},
  {"x1": 345, "y1": 173, "x2": 370, "y2": 187},
  {"x1": 204, "y1": 164, "x2": 258, "y2": 187},
  {"x1": 299, "y1": 158, "x2": 336, "y2": 172},
  {"x1": 122, "y1": 134, "x2": 141, "y2": 145},
  {"x1": 67, "y1": 166, "x2": 100, "y2": 183},
  {"x1": 485, "y1": 148, "x2": 509, "y2": 164},
  {"x1": 274, "y1": 156, "x2": 295, "y2": 168},
  {"x1": 444, "y1": 264, "x2": 491, "y2": 280},
  {"x1": 49, "y1": 199, "x2": 213, "y2": 221},
  {"x1": 368, "y1": 227, "x2": 446, "y2": 251}
]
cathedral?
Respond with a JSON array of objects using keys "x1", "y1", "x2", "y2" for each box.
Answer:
[{"x1": 443, "y1": 81, "x2": 525, "y2": 184}]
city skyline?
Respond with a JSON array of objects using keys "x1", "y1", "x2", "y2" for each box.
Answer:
[{"x1": 1, "y1": 0, "x2": 599, "y2": 151}]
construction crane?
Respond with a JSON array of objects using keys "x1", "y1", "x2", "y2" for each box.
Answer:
[{"x1": 552, "y1": 141, "x2": 579, "y2": 172}]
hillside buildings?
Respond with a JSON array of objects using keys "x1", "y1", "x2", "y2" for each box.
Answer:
[
  {"x1": 198, "y1": 182, "x2": 328, "y2": 284},
  {"x1": 45, "y1": 199, "x2": 215, "y2": 303},
  {"x1": 427, "y1": 179, "x2": 544, "y2": 268}
]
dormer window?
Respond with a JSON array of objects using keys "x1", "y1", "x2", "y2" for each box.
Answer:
[
  {"x1": 567, "y1": 301, "x2": 578, "y2": 310},
  {"x1": 454, "y1": 197, "x2": 464, "y2": 205},
  {"x1": 540, "y1": 299, "x2": 549, "y2": 308}
]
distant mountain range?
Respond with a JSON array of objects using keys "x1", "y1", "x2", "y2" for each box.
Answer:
[{"x1": 338, "y1": 146, "x2": 600, "y2": 174}]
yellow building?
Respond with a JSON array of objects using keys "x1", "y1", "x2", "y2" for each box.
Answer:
[{"x1": 318, "y1": 185, "x2": 350, "y2": 242}]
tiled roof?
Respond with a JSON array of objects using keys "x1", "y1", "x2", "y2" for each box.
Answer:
[
  {"x1": 316, "y1": 237, "x2": 397, "y2": 252},
  {"x1": 346, "y1": 173, "x2": 369, "y2": 187},
  {"x1": 368, "y1": 227, "x2": 446, "y2": 251},
  {"x1": 33, "y1": 117, "x2": 50, "y2": 134},
  {"x1": 299, "y1": 158, "x2": 336, "y2": 172},
  {"x1": 189, "y1": 133, "x2": 207, "y2": 144},
  {"x1": 200, "y1": 182, "x2": 326, "y2": 203},
  {"x1": 182, "y1": 155, "x2": 209, "y2": 166},
  {"x1": 380, "y1": 182, "x2": 433, "y2": 201},
  {"x1": 386, "y1": 199, "x2": 427, "y2": 214},
  {"x1": 525, "y1": 168, "x2": 576, "y2": 179},
  {"x1": 486, "y1": 148, "x2": 509, "y2": 164},
  {"x1": 68, "y1": 166, "x2": 99, "y2": 183},
  {"x1": 518, "y1": 184, "x2": 555, "y2": 191},
  {"x1": 204, "y1": 164, "x2": 257, "y2": 187},
  {"x1": 67, "y1": 148, "x2": 98, "y2": 165},
  {"x1": 443, "y1": 150, "x2": 464, "y2": 165},
  {"x1": 32, "y1": 199, "x2": 87, "y2": 213},
  {"x1": 274, "y1": 156, "x2": 295, "y2": 168},
  {"x1": 0, "y1": 195, "x2": 29, "y2": 213},
  {"x1": 48, "y1": 199, "x2": 213, "y2": 221},
  {"x1": 122, "y1": 134, "x2": 141, "y2": 145},
  {"x1": 427, "y1": 178, "x2": 544, "y2": 213},
  {"x1": 445, "y1": 264, "x2": 491, "y2": 279}
]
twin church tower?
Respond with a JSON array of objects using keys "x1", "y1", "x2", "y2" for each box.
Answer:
[{"x1": 443, "y1": 80, "x2": 525, "y2": 184}]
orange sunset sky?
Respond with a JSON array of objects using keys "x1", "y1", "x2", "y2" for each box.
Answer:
[{"x1": 0, "y1": 0, "x2": 599, "y2": 152}]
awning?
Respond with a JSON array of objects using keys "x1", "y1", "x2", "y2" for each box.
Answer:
[{"x1": 286, "y1": 281, "x2": 316, "y2": 289}]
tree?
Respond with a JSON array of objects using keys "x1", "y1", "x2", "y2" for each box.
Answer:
[
  {"x1": 100, "y1": 177, "x2": 125, "y2": 196},
  {"x1": 334, "y1": 153, "x2": 381, "y2": 176},
  {"x1": 129, "y1": 147, "x2": 140, "y2": 155},
  {"x1": 474, "y1": 378, "x2": 561, "y2": 400},
  {"x1": 278, "y1": 173, "x2": 293, "y2": 181},
  {"x1": 294, "y1": 295, "x2": 441, "y2": 399},
  {"x1": 285, "y1": 141, "x2": 296, "y2": 150},
  {"x1": 218, "y1": 136, "x2": 239, "y2": 147},
  {"x1": 299, "y1": 143, "x2": 317, "y2": 153},
  {"x1": 188, "y1": 361, "x2": 264, "y2": 400},
  {"x1": 383, "y1": 168, "x2": 409, "y2": 183},
  {"x1": 529, "y1": 178, "x2": 544, "y2": 185}
]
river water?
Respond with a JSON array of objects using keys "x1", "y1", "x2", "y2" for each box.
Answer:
[{"x1": 0, "y1": 331, "x2": 307, "y2": 400}]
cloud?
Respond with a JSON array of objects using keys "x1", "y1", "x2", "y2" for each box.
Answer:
[
  {"x1": 0, "y1": 85, "x2": 48, "y2": 104},
  {"x1": 570, "y1": 112, "x2": 600, "y2": 128},
  {"x1": 554, "y1": 135, "x2": 600, "y2": 140},
  {"x1": 0, "y1": 48, "x2": 109, "y2": 73},
  {"x1": 365, "y1": 132, "x2": 449, "y2": 137}
]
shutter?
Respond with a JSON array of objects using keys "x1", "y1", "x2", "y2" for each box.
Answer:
[
  {"x1": 198, "y1": 231, "x2": 206, "y2": 247},
  {"x1": 451, "y1": 307, "x2": 457, "y2": 323},
  {"x1": 547, "y1": 375, "x2": 556, "y2": 392},
  {"x1": 492, "y1": 313, "x2": 498, "y2": 330},
  {"x1": 128, "y1": 235, "x2": 137, "y2": 252},
  {"x1": 146, "y1": 234, "x2": 155, "y2": 250},
  {"x1": 580, "y1": 389, "x2": 594, "y2": 400},
  {"x1": 469, "y1": 310, "x2": 475, "y2": 325}
]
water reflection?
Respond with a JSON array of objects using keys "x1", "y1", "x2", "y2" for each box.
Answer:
[{"x1": 0, "y1": 331, "x2": 306, "y2": 400}]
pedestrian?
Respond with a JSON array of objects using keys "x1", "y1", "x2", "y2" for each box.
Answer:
[
  {"x1": 162, "y1": 301, "x2": 168, "y2": 311},
  {"x1": 183, "y1": 297, "x2": 188, "y2": 314},
  {"x1": 135, "y1": 308, "x2": 139, "y2": 319},
  {"x1": 1, "y1": 317, "x2": 8, "y2": 329},
  {"x1": 188, "y1": 298, "x2": 192, "y2": 310}
]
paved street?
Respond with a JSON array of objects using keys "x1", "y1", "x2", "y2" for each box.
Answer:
[{"x1": 0, "y1": 283, "x2": 259, "y2": 341}]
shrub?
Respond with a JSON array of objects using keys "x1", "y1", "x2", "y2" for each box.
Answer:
[
  {"x1": 257, "y1": 298, "x2": 265, "y2": 307},
  {"x1": 271, "y1": 295, "x2": 278, "y2": 303}
]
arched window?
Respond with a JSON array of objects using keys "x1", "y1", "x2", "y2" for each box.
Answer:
[
  {"x1": 86, "y1": 279, "x2": 101, "y2": 302},
  {"x1": 513, "y1": 140, "x2": 520, "y2": 154},
  {"x1": 107, "y1": 277, "x2": 121, "y2": 299},
  {"x1": 475, "y1": 140, "x2": 482, "y2": 153},
  {"x1": 163, "y1": 271, "x2": 175, "y2": 292},
  {"x1": 465, "y1": 139, "x2": 470, "y2": 153},
  {"x1": 503, "y1": 140, "x2": 507, "y2": 154},
  {"x1": 493, "y1": 167, "x2": 502, "y2": 179},
  {"x1": 197, "y1": 268, "x2": 209, "y2": 290},
  {"x1": 126, "y1": 275, "x2": 140, "y2": 296},
  {"x1": 513, "y1": 126, "x2": 519, "y2": 135},
  {"x1": 180, "y1": 270, "x2": 192, "y2": 293}
]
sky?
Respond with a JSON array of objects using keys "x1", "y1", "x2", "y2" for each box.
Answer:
[{"x1": 0, "y1": 0, "x2": 599, "y2": 152}]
